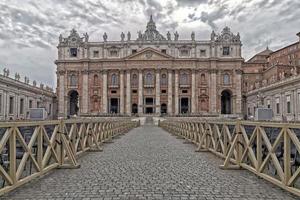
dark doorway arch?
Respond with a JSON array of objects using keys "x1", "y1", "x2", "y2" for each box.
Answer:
[
  {"x1": 69, "y1": 90, "x2": 79, "y2": 116},
  {"x1": 180, "y1": 98, "x2": 189, "y2": 114},
  {"x1": 110, "y1": 98, "x2": 119, "y2": 113},
  {"x1": 132, "y1": 103, "x2": 138, "y2": 114},
  {"x1": 161, "y1": 103, "x2": 167, "y2": 114},
  {"x1": 221, "y1": 90, "x2": 232, "y2": 114}
]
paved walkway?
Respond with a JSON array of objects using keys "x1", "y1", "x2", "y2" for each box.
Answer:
[{"x1": 1, "y1": 124, "x2": 298, "y2": 200}]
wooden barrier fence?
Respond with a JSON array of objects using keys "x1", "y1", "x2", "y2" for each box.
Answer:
[
  {"x1": 0, "y1": 118, "x2": 139, "y2": 195},
  {"x1": 160, "y1": 119, "x2": 300, "y2": 197}
]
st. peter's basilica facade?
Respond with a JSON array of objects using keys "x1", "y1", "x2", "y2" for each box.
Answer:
[{"x1": 55, "y1": 16, "x2": 243, "y2": 117}]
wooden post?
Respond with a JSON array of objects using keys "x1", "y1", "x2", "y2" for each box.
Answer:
[
  {"x1": 9, "y1": 126, "x2": 17, "y2": 184},
  {"x1": 283, "y1": 125, "x2": 291, "y2": 185}
]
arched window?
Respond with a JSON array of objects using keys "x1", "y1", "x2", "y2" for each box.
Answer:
[
  {"x1": 161, "y1": 74, "x2": 167, "y2": 85},
  {"x1": 93, "y1": 74, "x2": 99, "y2": 85},
  {"x1": 180, "y1": 73, "x2": 188, "y2": 85},
  {"x1": 132, "y1": 74, "x2": 138, "y2": 86},
  {"x1": 223, "y1": 73, "x2": 230, "y2": 85},
  {"x1": 145, "y1": 72, "x2": 153, "y2": 85},
  {"x1": 70, "y1": 74, "x2": 77, "y2": 86},
  {"x1": 201, "y1": 74, "x2": 206, "y2": 84},
  {"x1": 111, "y1": 74, "x2": 118, "y2": 85}
]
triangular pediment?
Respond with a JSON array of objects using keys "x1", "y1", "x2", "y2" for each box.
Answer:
[{"x1": 125, "y1": 47, "x2": 174, "y2": 60}]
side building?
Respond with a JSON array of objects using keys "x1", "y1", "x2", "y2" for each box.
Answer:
[
  {"x1": 244, "y1": 32, "x2": 300, "y2": 121},
  {"x1": 0, "y1": 69, "x2": 57, "y2": 121},
  {"x1": 56, "y1": 16, "x2": 243, "y2": 118}
]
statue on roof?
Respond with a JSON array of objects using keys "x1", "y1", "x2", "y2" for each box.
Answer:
[
  {"x1": 121, "y1": 32, "x2": 125, "y2": 41},
  {"x1": 83, "y1": 32, "x2": 89, "y2": 42},
  {"x1": 127, "y1": 31, "x2": 131, "y2": 41},
  {"x1": 211, "y1": 30, "x2": 216, "y2": 41},
  {"x1": 167, "y1": 31, "x2": 171, "y2": 41},
  {"x1": 59, "y1": 34, "x2": 63, "y2": 43},
  {"x1": 15, "y1": 73, "x2": 20, "y2": 81},
  {"x1": 174, "y1": 31, "x2": 179, "y2": 41},
  {"x1": 191, "y1": 31, "x2": 195, "y2": 41},
  {"x1": 103, "y1": 32, "x2": 108, "y2": 42}
]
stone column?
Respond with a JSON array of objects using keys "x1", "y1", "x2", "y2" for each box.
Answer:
[
  {"x1": 58, "y1": 71, "x2": 65, "y2": 117},
  {"x1": 167, "y1": 70, "x2": 173, "y2": 115},
  {"x1": 235, "y1": 69, "x2": 242, "y2": 115},
  {"x1": 138, "y1": 69, "x2": 143, "y2": 114},
  {"x1": 155, "y1": 70, "x2": 160, "y2": 114},
  {"x1": 82, "y1": 70, "x2": 89, "y2": 114},
  {"x1": 174, "y1": 70, "x2": 179, "y2": 115},
  {"x1": 210, "y1": 68, "x2": 217, "y2": 113},
  {"x1": 119, "y1": 70, "x2": 125, "y2": 114},
  {"x1": 191, "y1": 69, "x2": 196, "y2": 114},
  {"x1": 102, "y1": 70, "x2": 108, "y2": 113},
  {"x1": 126, "y1": 70, "x2": 131, "y2": 115}
]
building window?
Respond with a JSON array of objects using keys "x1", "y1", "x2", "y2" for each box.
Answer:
[
  {"x1": 161, "y1": 90, "x2": 167, "y2": 94},
  {"x1": 69, "y1": 74, "x2": 77, "y2": 86},
  {"x1": 132, "y1": 49, "x2": 137, "y2": 54},
  {"x1": 93, "y1": 51, "x2": 99, "y2": 58},
  {"x1": 182, "y1": 90, "x2": 188, "y2": 94},
  {"x1": 223, "y1": 73, "x2": 230, "y2": 85},
  {"x1": 111, "y1": 74, "x2": 118, "y2": 85},
  {"x1": 180, "y1": 73, "x2": 188, "y2": 85},
  {"x1": 276, "y1": 98, "x2": 280, "y2": 114},
  {"x1": 267, "y1": 99, "x2": 271, "y2": 109},
  {"x1": 37, "y1": 102, "x2": 41, "y2": 108},
  {"x1": 49, "y1": 104, "x2": 52, "y2": 115},
  {"x1": 29, "y1": 100, "x2": 33, "y2": 108},
  {"x1": 200, "y1": 74, "x2": 206, "y2": 84},
  {"x1": 111, "y1": 90, "x2": 117, "y2": 94},
  {"x1": 132, "y1": 74, "x2": 138, "y2": 86},
  {"x1": 223, "y1": 46, "x2": 230, "y2": 56},
  {"x1": 287, "y1": 95, "x2": 291, "y2": 114},
  {"x1": 70, "y1": 48, "x2": 77, "y2": 57},
  {"x1": 132, "y1": 90, "x2": 137, "y2": 94},
  {"x1": 145, "y1": 73, "x2": 154, "y2": 85},
  {"x1": 9, "y1": 96, "x2": 14, "y2": 114},
  {"x1": 200, "y1": 50, "x2": 206, "y2": 57},
  {"x1": 248, "y1": 107, "x2": 251, "y2": 115},
  {"x1": 20, "y1": 98, "x2": 24, "y2": 114},
  {"x1": 180, "y1": 49, "x2": 189, "y2": 56},
  {"x1": 161, "y1": 74, "x2": 167, "y2": 85},
  {"x1": 109, "y1": 50, "x2": 118, "y2": 57},
  {"x1": 161, "y1": 49, "x2": 167, "y2": 54},
  {"x1": 93, "y1": 74, "x2": 99, "y2": 86}
]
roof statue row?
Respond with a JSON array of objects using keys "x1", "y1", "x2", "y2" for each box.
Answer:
[{"x1": 58, "y1": 15, "x2": 241, "y2": 45}]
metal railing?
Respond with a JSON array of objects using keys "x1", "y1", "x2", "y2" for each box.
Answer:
[
  {"x1": 0, "y1": 118, "x2": 139, "y2": 195},
  {"x1": 159, "y1": 119, "x2": 300, "y2": 197}
]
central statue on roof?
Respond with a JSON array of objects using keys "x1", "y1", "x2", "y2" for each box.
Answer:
[{"x1": 137, "y1": 15, "x2": 166, "y2": 41}]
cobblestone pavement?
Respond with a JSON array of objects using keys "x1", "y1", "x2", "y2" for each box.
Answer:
[{"x1": 1, "y1": 124, "x2": 298, "y2": 200}]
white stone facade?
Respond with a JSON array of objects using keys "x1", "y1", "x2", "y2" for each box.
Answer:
[
  {"x1": 0, "y1": 73, "x2": 57, "y2": 121},
  {"x1": 56, "y1": 16, "x2": 243, "y2": 118}
]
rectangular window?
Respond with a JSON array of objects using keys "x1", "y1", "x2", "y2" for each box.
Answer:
[
  {"x1": 49, "y1": 104, "x2": 52, "y2": 115},
  {"x1": 200, "y1": 50, "x2": 206, "y2": 57},
  {"x1": 132, "y1": 90, "x2": 137, "y2": 94},
  {"x1": 132, "y1": 49, "x2": 137, "y2": 54},
  {"x1": 111, "y1": 90, "x2": 117, "y2": 94},
  {"x1": 37, "y1": 102, "x2": 41, "y2": 108},
  {"x1": 161, "y1": 49, "x2": 167, "y2": 54},
  {"x1": 93, "y1": 51, "x2": 99, "y2": 58},
  {"x1": 70, "y1": 48, "x2": 77, "y2": 57},
  {"x1": 267, "y1": 99, "x2": 271, "y2": 109},
  {"x1": 180, "y1": 49, "x2": 189, "y2": 56},
  {"x1": 248, "y1": 107, "x2": 251, "y2": 115},
  {"x1": 287, "y1": 95, "x2": 291, "y2": 114},
  {"x1": 276, "y1": 98, "x2": 280, "y2": 114},
  {"x1": 20, "y1": 98, "x2": 24, "y2": 114},
  {"x1": 29, "y1": 100, "x2": 33, "y2": 108},
  {"x1": 223, "y1": 47, "x2": 230, "y2": 56},
  {"x1": 182, "y1": 90, "x2": 188, "y2": 94},
  {"x1": 109, "y1": 50, "x2": 118, "y2": 57},
  {"x1": 161, "y1": 90, "x2": 167, "y2": 94},
  {"x1": 9, "y1": 96, "x2": 14, "y2": 114}
]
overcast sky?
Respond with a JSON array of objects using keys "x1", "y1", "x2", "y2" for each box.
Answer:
[{"x1": 0, "y1": 0, "x2": 299, "y2": 88}]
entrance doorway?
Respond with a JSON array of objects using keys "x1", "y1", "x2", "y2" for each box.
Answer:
[
  {"x1": 180, "y1": 98, "x2": 189, "y2": 114},
  {"x1": 132, "y1": 103, "x2": 138, "y2": 114},
  {"x1": 161, "y1": 103, "x2": 167, "y2": 114},
  {"x1": 221, "y1": 90, "x2": 232, "y2": 114},
  {"x1": 145, "y1": 97, "x2": 154, "y2": 114},
  {"x1": 69, "y1": 90, "x2": 79, "y2": 116},
  {"x1": 110, "y1": 98, "x2": 119, "y2": 113}
]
